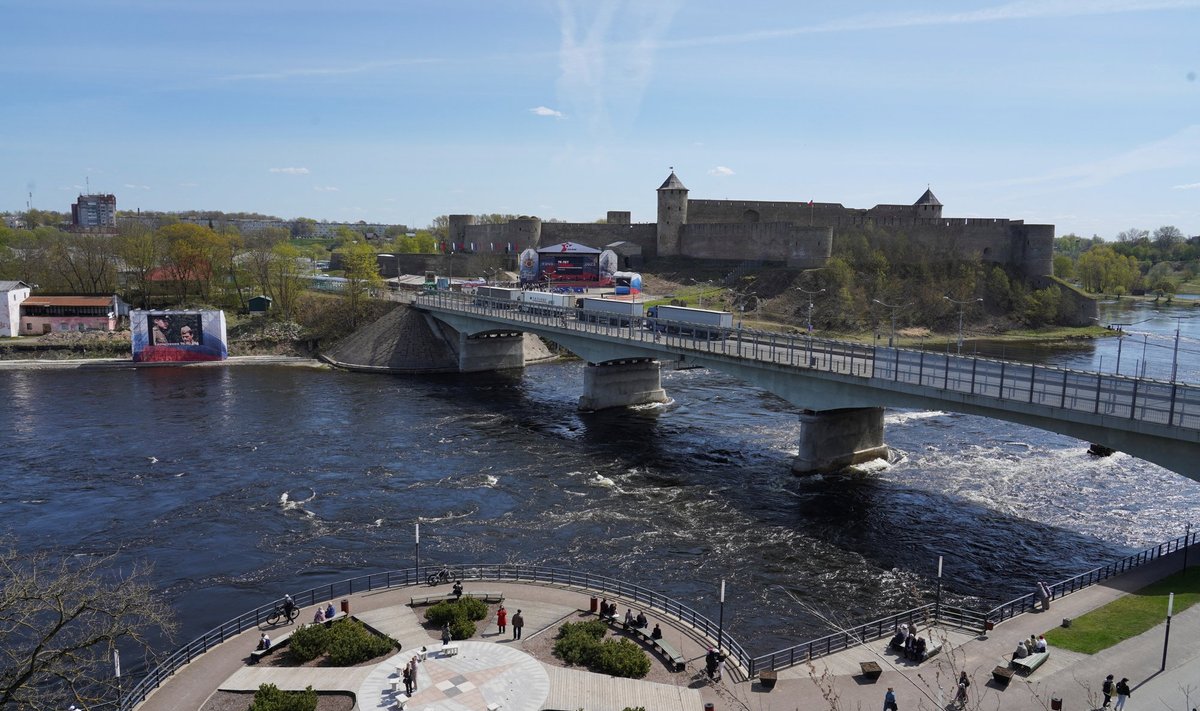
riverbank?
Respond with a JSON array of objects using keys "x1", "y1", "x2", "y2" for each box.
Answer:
[{"x1": 0, "y1": 355, "x2": 327, "y2": 370}]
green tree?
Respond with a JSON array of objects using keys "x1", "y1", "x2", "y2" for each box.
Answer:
[
  {"x1": 340, "y1": 241, "x2": 382, "y2": 326},
  {"x1": 1153, "y1": 225, "x2": 1184, "y2": 251},
  {"x1": 116, "y1": 222, "x2": 162, "y2": 308},
  {"x1": 1052, "y1": 254, "x2": 1075, "y2": 280}
]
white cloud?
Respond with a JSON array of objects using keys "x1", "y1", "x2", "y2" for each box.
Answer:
[
  {"x1": 123, "y1": 183, "x2": 151, "y2": 190},
  {"x1": 269, "y1": 167, "x2": 310, "y2": 175},
  {"x1": 1173, "y1": 182, "x2": 1200, "y2": 190},
  {"x1": 313, "y1": 186, "x2": 340, "y2": 192},
  {"x1": 530, "y1": 106, "x2": 565, "y2": 118},
  {"x1": 708, "y1": 166, "x2": 735, "y2": 177}
]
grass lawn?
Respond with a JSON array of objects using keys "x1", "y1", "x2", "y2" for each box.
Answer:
[{"x1": 1044, "y1": 567, "x2": 1200, "y2": 654}]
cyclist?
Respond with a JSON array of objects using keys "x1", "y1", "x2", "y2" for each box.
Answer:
[{"x1": 282, "y1": 594, "x2": 296, "y2": 621}]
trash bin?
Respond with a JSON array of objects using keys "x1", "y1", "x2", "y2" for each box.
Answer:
[
  {"x1": 1061, "y1": 617, "x2": 1072, "y2": 628},
  {"x1": 1051, "y1": 697, "x2": 1062, "y2": 710},
  {"x1": 704, "y1": 704, "x2": 715, "y2": 711},
  {"x1": 341, "y1": 599, "x2": 350, "y2": 615},
  {"x1": 589, "y1": 597, "x2": 598, "y2": 613}
]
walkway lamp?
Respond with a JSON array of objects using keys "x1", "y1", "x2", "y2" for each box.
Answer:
[
  {"x1": 943, "y1": 296, "x2": 982, "y2": 355},
  {"x1": 872, "y1": 299, "x2": 910, "y2": 348},
  {"x1": 935, "y1": 555, "x2": 943, "y2": 620},
  {"x1": 797, "y1": 286, "x2": 825, "y2": 366},
  {"x1": 718, "y1": 579, "x2": 725, "y2": 654},
  {"x1": 1162, "y1": 592, "x2": 1174, "y2": 671},
  {"x1": 415, "y1": 523, "x2": 420, "y2": 580},
  {"x1": 1185, "y1": 522, "x2": 1192, "y2": 573}
]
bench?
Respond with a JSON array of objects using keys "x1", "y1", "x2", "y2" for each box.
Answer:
[
  {"x1": 860, "y1": 661, "x2": 882, "y2": 680},
  {"x1": 602, "y1": 616, "x2": 685, "y2": 672},
  {"x1": 250, "y1": 630, "x2": 294, "y2": 663},
  {"x1": 1012, "y1": 651, "x2": 1049, "y2": 675},
  {"x1": 409, "y1": 591, "x2": 505, "y2": 606},
  {"x1": 441, "y1": 643, "x2": 460, "y2": 657}
]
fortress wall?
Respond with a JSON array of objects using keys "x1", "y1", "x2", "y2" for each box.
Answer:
[
  {"x1": 1017, "y1": 224, "x2": 1056, "y2": 278},
  {"x1": 688, "y1": 199, "x2": 841, "y2": 225},
  {"x1": 681, "y1": 223, "x2": 832, "y2": 268},
  {"x1": 898, "y1": 221, "x2": 1016, "y2": 265},
  {"x1": 464, "y1": 223, "x2": 512, "y2": 247}
]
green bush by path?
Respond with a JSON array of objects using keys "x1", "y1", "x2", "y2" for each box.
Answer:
[
  {"x1": 248, "y1": 683, "x2": 318, "y2": 711},
  {"x1": 1044, "y1": 567, "x2": 1200, "y2": 654},
  {"x1": 593, "y1": 638, "x2": 652, "y2": 678},
  {"x1": 552, "y1": 620, "x2": 649, "y2": 678},
  {"x1": 288, "y1": 624, "x2": 329, "y2": 663},
  {"x1": 326, "y1": 619, "x2": 397, "y2": 665},
  {"x1": 423, "y1": 598, "x2": 487, "y2": 639}
]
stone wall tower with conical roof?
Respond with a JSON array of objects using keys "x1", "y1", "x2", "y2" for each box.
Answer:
[
  {"x1": 914, "y1": 187, "x2": 943, "y2": 219},
  {"x1": 656, "y1": 171, "x2": 688, "y2": 257}
]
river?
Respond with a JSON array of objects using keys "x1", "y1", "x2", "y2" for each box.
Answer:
[{"x1": 3, "y1": 299, "x2": 1198, "y2": 663}]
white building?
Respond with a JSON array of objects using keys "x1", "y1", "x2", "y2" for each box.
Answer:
[{"x1": 0, "y1": 281, "x2": 32, "y2": 337}]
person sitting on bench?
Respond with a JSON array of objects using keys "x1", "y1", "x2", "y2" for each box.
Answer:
[
  {"x1": 325, "y1": 602, "x2": 336, "y2": 620},
  {"x1": 258, "y1": 633, "x2": 271, "y2": 651},
  {"x1": 452, "y1": 581, "x2": 463, "y2": 599},
  {"x1": 313, "y1": 607, "x2": 326, "y2": 624},
  {"x1": 912, "y1": 636, "x2": 928, "y2": 661},
  {"x1": 635, "y1": 611, "x2": 648, "y2": 629},
  {"x1": 889, "y1": 623, "x2": 909, "y2": 650},
  {"x1": 1013, "y1": 640, "x2": 1030, "y2": 659},
  {"x1": 651, "y1": 623, "x2": 662, "y2": 640},
  {"x1": 624, "y1": 609, "x2": 635, "y2": 629}
]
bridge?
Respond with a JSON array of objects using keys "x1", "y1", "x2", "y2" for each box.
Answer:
[{"x1": 411, "y1": 291, "x2": 1200, "y2": 479}]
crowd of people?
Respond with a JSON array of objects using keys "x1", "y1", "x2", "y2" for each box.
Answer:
[
  {"x1": 1012, "y1": 633, "x2": 1048, "y2": 659},
  {"x1": 887, "y1": 623, "x2": 931, "y2": 661}
]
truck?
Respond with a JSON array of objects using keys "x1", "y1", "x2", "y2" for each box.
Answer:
[
  {"x1": 519, "y1": 290, "x2": 578, "y2": 315},
  {"x1": 578, "y1": 297, "x2": 644, "y2": 327},
  {"x1": 473, "y1": 286, "x2": 522, "y2": 309},
  {"x1": 647, "y1": 304, "x2": 733, "y2": 339}
]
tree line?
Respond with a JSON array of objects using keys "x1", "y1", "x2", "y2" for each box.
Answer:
[{"x1": 1053, "y1": 225, "x2": 1197, "y2": 297}]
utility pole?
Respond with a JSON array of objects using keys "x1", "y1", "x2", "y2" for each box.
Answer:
[
  {"x1": 873, "y1": 298, "x2": 911, "y2": 348},
  {"x1": 943, "y1": 296, "x2": 982, "y2": 355}
]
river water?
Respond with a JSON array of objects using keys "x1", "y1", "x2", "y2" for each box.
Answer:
[{"x1": 4, "y1": 300, "x2": 1199, "y2": 662}]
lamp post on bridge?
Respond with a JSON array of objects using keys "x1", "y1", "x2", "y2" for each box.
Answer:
[
  {"x1": 873, "y1": 298, "x2": 910, "y2": 348},
  {"x1": 797, "y1": 286, "x2": 825, "y2": 367},
  {"x1": 717, "y1": 578, "x2": 725, "y2": 654},
  {"x1": 943, "y1": 296, "x2": 982, "y2": 355}
]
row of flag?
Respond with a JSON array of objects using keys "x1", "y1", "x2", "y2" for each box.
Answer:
[{"x1": 437, "y1": 242, "x2": 514, "y2": 254}]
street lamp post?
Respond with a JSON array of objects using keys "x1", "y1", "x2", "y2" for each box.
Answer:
[
  {"x1": 717, "y1": 579, "x2": 725, "y2": 654},
  {"x1": 935, "y1": 556, "x2": 943, "y2": 621},
  {"x1": 1185, "y1": 522, "x2": 1192, "y2": 573},
  {"x1": 797, "y1": 286, "x2": 825, "y2": 367},
  {"x1": 1162, "y1": 592, "x2": 1174, "y2": 671},
  {"x1": 943, "y1": 296, "x2": 983, "y2": 355},
  {"x1": 873, "y1": 299, "x2": 910, "y2": 348},
  {"x1": 414, "y1": 523, "x2": 420, "y2": 580}
]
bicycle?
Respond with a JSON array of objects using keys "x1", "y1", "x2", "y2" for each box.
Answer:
[
  {"x1": 265, "y1": 602, "x2": 300, "y2": 626},
  {"x1": 426, "y1": 567, "x2": 452, "y2": 586}
]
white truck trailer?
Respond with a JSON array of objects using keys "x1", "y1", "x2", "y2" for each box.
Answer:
[
  {"x1": 473, "y1": 286, "x2": 522, "y2": 308},
  {"x1": 648, "y1": 304, "x2": 733, "y2": 338},
  {"x1": 579, "y1": 297, "x2": 644, "y2": 326},
  {"x1": 519, "y1": 290, "x2": 578, "y2": 314}
]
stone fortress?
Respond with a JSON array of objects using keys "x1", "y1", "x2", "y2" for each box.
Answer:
[{"x1": 450, "y1": 171, "x2": 1055, "y2": 279}]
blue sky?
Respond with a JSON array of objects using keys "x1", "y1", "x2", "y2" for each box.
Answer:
[{"x1": 2, "y1": 0, "x2": 1198, "y2": 238}]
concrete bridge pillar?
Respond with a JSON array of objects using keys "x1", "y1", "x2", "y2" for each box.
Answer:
[
  {"x1": 578, "y1": 359, "x2": 668, "y2": 411},
  {"x1": 457, "y1": 331, "x2": 525, "y2": 372},
  {"x1": 793, "y1": 407, "x2": 888, "y2": 474}
]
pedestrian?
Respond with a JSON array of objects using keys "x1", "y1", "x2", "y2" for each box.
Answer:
[
  {"x1": 408, "y1": 656, "x2": 419, "y2": 692},
  {"x1": 441, "y1": 622, "x2": 451, "y2": 645},
  {"x1": 1037, "y1": 581, "x2": 1052, "y2": 610},
  {"x1": 1102, "y1": 674, "x2": 1115, "y2": 707},
  {"x1": 497, "y1": 604, "x2": 508, "y2": 634},
  {"x1": 716, "y1": 654, "x2": 726, "y2": 682},
  {"x1": 1115, "y1": 677, "x2": 1132, "y2": 710},
  {"x1": 705, "y1": 648, "x2": 718, "y2": 680},
  {"x1": 402, "y1": 664, "x2": 413, "y2": 695},
  {"x1": 452, "y1": 580, "x2": 463, "y2": 599},
  {"x1": 512, "y1": 609, "x2": 524, "y2": 640},
  {"x1": 955, "y1": 671, "x2": 970, "y2": 707},
  {"x1": 884, "y1": 686, "x2": 898, "y2": 711}
]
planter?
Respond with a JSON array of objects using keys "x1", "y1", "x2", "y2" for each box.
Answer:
[
  {"x1": 759, "y1": 670, "x2": 778, "y2": 690},
  {"x1": 860, "y1": 661, "x2": 882, "y2": 680}
]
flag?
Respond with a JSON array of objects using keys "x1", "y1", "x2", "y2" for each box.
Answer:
[{"x1": 808, "y1": 200, "x2": 813, "y2": 206}]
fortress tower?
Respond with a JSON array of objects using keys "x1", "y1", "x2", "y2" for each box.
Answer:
[
  {"x1": 914, "y1": 188, "x2": 943, "y2": 219},
  {"x1": 656, "y1": 171, "x2": 688, "y2": 257}
]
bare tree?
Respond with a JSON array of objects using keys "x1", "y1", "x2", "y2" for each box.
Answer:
[{"x1": 0, "y1": 541, "x2": 176, "y2": 710}]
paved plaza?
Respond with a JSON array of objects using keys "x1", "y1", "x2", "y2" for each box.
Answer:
[{"x1": 133, "y1": 551, "x2": 1200, "y2": 711}]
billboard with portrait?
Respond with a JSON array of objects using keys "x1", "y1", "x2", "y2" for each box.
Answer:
[{"x1": 131, "y1": 310, "x2": 228, "y2": 362}]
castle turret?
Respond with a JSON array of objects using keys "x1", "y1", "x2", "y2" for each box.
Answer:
[
  {"x1": 914, "y1": 188, "x2": 943, "y2": 219},
  {"x1": 511, "y1": 216, "x2": 542, "y2": 249},
  {"x1": 656, "y1": 171, "x2": 688, "y2": 257}
]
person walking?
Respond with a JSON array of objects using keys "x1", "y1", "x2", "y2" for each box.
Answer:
[
  {"x1": 512, "y1": 609, "x2": 524, "y2": 640},
  {"x1": 402, "y1": 664, "x2": 413, "y2": 695},
  {"x1": 1102, "y1": 674, "x2": 1115, "y2": 707},
  {"x1": 441, "y1": 622, "x2": 451, "y2": 645},
  {"x1": 408, "y1": 656, "x2": 419, "y2": 692},
  {"x1": 496, "y1": 604, "x2": 508, "y2": 635},
  {"x1": 883, "y1": 687, "x2": 898, "y2": 711},
  {"x1": 955, "y1": 671, "x2": 970, "y2": 707},
  {"x1": 1115, "y1": 678, "x2": 1132, "y2": 710}
]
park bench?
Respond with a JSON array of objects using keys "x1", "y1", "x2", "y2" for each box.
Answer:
[
  {"x1": 1011, "y1": 650, "x2": 1050, "y2": 675},
  {"x1": 409, "y1": 591, "x2": 504, "y2": 606},
  {"x1": 623, "y1": 621, "x2": 685, "y2": 672},
  {"x1": 250, "y1": 630, "x2": 294, "y2": 663}
]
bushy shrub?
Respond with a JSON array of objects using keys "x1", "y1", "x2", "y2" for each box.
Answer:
[
  {"x1": 456, "y1": 596, "x2": 489, "y2": 621},
  {"x1": 288, "y1": 624, "x2": 330, "y2": 663},
  {"x1": 424, "y1": 598, "x2": 485, "y2": 639},
  {"x1": 326, "y1": 619, "x2": 396, "y2": 666},
  {"x1": 593, "y1": 638, "x2": 651, "y2": 679},
  {"x1": 248, "y1": 683, "x2": 318, "y2": 711},
  {"x1": 449, "y1": 617, "x2": 476, "y2": 641},
  {"x1": 552, "y1": 620, "x2": 612, "y2": 667}
]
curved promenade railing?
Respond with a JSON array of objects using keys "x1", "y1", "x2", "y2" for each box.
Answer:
[{"x1": 120, "y1": 564, "x2": 749, "y2": 711}]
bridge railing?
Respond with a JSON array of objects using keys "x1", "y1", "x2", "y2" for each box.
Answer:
[
  {"x1": 413, "y1": 291, "x2": 1200, "y2": 434},
  {"x1": 119, "y1": 564, "x2": 746, "y2": 710}
]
